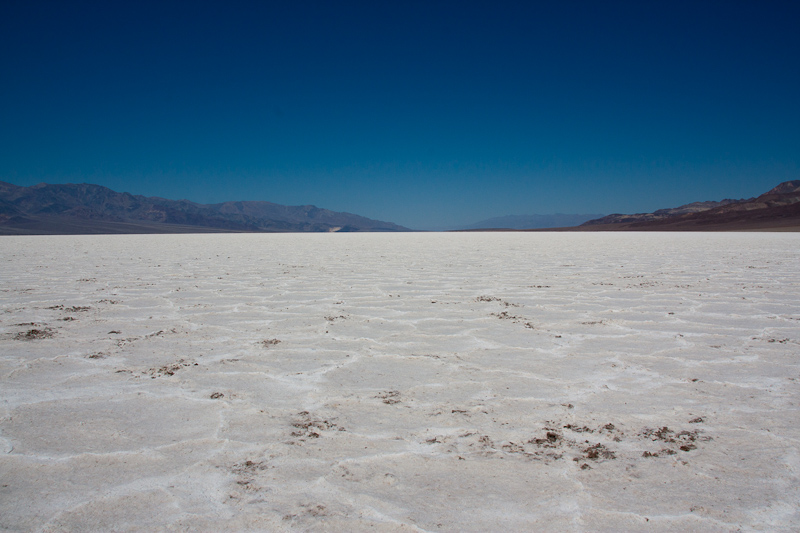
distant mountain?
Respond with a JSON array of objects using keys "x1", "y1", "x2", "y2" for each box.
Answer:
[
  {"x1": 0, "y1": 181, "x2": 409, "y2": 234},
  {"x1": 463, "y1": 213, "x2": 605, "y2": 230},
  {"x1": 580, "y1": 180, "x2": 800, "y2": 231}
]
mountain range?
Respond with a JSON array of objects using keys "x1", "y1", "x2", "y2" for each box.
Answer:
[
  {"x1": 578, "y1": 180, "x2": 800, "y2": 231},
  {"x1": 1, "y1": 179, "x2": 798, "y2": 234},
  {"x1": 0, "y1": 181, "x2": 409, "y2": 234}
]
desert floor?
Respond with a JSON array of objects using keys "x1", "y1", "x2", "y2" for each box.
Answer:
[{"x1": 1, "y1": 232, "x2": 799, "y2": 531}]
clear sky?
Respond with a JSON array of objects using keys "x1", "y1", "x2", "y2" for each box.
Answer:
[{"x1": 1, "y1": 1, "x2": 798, "y2": 229}]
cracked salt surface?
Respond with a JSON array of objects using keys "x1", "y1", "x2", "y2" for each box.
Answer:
[{"x1": 1, "y1": 232, "x2": 799, "y2": 531}]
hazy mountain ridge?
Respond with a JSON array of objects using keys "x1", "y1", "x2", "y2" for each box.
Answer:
[
  {"x1": 463, "y1": 213, "x2": 605, "y2": 230},
  {"x1": 0, "y1": 181, "x2": 409, "y2": 234},
  {"x1": 581, "y1": 180, "x2": 800, "y2": 230}
]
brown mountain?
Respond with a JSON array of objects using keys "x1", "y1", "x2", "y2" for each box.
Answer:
[
  {"x1": 0, "y1": 181, "x2": 409, "y2": 235},
  {"x1": 580, "y1": 181, "x2": 800, "y2": 231}
]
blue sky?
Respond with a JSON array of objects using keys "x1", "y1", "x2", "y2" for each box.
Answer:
[{"x1": 1, "y1": 1, "x2": 798, "y2": 229}]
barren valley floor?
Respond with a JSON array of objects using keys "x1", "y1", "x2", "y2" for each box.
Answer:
[{"x1": 1, "y1": 232, "x2": 799, "y2": 531}]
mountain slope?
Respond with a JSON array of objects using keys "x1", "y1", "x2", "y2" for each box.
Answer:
[
  {"x1": 0, "y1": 181, "x2": 409, "y2": 234},
  {"x1": 580, "y1": 180, "x2": 800, "y2": 231},
  {"x1": 582, "y1": 198, "x2": 747, "y2": 226}
]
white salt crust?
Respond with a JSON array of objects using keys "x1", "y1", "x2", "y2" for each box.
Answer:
[{"x1": 1, "y1": 232, "x2": 799, "y2": 531}]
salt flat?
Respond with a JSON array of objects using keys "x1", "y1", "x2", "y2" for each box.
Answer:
[{"x1": 1, "y1": 232, "x2": 799, "y2": 532}]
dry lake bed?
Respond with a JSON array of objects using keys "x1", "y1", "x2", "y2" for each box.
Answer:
[{"x1": 1, "y1": 232, "x2": 799, "y2": 532}]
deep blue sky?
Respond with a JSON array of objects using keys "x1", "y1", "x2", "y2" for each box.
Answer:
[{"x1": 1, "y1": 1, "x2": 798, "y2": 229}]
